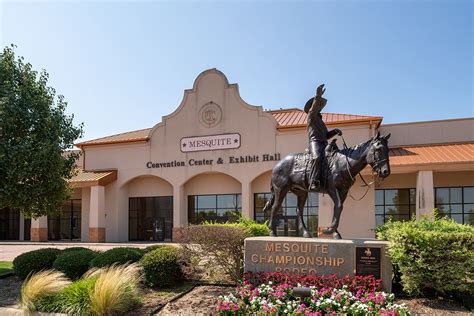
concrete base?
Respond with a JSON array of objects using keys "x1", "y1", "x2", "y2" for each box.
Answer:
[
  {"x1": 30, "y1": 228, "x2": 48, "y2": 242},
  {"x1": 88, "y1": 227, "x2": 106, "y2": 243},
  {"x1": 244, "y1": 236, "x2": 392, "y2": 292}
]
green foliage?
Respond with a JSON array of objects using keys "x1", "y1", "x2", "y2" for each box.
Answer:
[
  {"x1": 0, "y1": 261, "x2": 13, "y2": 276},
  {"x1": 376, "y1": 217, "x2": 474, "y2": 295},
  {"x1": 13, "y1": 248, "x2": 61, "y2": 279},
  {"x1": 202, "y1": 217, "x2": 270, "y2": 237},
  {"x1": 35, "y1": 277, "x2": 97, "y2": 314},
  {"x1": 140, "y1": 247, "x2": 182, "y2": 287},
  {"x1": 0, "y1": 45, "x2": 84, "y2": 218},
  {"x1": 89, "y1": 247, "x2": 143, "y2": 268},
  {"x1": 53, "y1": 249, "x2": 98, "y2": 280},
  {"x1": 143, "y1": 244, "x2": 175, "y2": 253},
  {"x1": 61, "y1": 247, "x2": 94, "y2": 253}
]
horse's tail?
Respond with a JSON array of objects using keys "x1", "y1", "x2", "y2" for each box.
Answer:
[{"x1": 262, "y1": 183, "x2": 275, "y2": 213}]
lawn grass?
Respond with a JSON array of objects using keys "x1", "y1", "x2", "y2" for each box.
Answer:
[{"x1": 0, "y1": 261, "x2": 13, "y2": 277}]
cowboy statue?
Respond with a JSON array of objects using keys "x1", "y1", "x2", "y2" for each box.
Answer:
[{"x1": 304, "y1": 84, "x2": 342, "y2": 191}]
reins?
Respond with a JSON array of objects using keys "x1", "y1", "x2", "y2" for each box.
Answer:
[{"x1": 340, "y1": 135, "x2": 380, "y2": 201}]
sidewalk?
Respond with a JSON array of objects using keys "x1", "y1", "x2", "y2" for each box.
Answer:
[{"x1": 0, "y1": 241, "x2": 169, "y2": 261}]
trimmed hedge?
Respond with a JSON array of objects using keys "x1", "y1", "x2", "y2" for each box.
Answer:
[
  {"x1": 140, "y1": 247, "x2": 182, "y2": 287},
  {"x1": 53, "y1": 249, "x2": 98, "y2": 280},
  {"x1": 89, "y1": 247, "x2": 143, "y2": 268},
  {"x1": 13, "y1": 248, "x2": 62, "y2": 279},
  {"x1": 377, "y1": 217, "x2": 474, "y2": 295},
  {"x1": 61, "y1": 247, "x2": 93, "y2": 253},
  {"x1": 202, "y1": 217, "x2": 270, "y2": 237}
]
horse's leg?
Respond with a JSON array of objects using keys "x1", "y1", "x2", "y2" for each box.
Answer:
[
  {"x1": 323, "y1": 187, "x2": 346, "y2": 239},
  {"x1": 296, "y1": 191, "x2": 311, "y2": 238},
  {"x1": 269, "y1": 187, "x2": 287, "y2": 237}
]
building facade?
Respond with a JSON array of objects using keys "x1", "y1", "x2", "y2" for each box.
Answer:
[{"x1": 2, "y1": 69, "x2": 473, "y2": 242}]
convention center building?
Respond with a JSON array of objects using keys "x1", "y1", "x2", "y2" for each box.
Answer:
[{"x1": 1, "y1": 69, "x2": 473, "y2": 242}]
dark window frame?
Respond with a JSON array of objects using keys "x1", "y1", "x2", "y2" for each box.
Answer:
[
  {"x1": 48, "y1": 199, "x2": 81, "y2": 240},
  {"x1": 434, "y1": 186, "x2": 474, "y2": 225},
  {"x1": 375, "y1": 188, "x2": 415, "y2": 225},
  {"x1": 128, "y1": 196, "x2": 173, "y2": 241},
  {"x1": 253, "y1": 192, "x2": 318, "y2": 236},
  {"x1": 188, "y1": 193, "x2": 242, "y2": 224}
]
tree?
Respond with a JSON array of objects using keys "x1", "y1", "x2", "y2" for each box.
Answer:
[{"x1": 0, "y1": 45, "x2": 84, "y2": 218}]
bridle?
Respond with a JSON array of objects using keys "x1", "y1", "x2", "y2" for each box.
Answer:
[{"x1": 340, "y1": 135, "x2": 387, "y2": 201}]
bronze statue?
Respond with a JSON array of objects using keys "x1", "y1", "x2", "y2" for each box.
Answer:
[
  {"x1": 304, "y1": 84, "x2": 342, "y2": 191},
  {"x1": 265, "y1": 84, "x2": 391, "y2": 239}
]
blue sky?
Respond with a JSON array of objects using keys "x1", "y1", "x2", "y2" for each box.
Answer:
[{"x1": 1, "y1": 0, "x2": 472, "y2": 142}]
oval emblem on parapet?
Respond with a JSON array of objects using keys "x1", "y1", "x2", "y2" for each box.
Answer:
[{"x1": 199, "y1": 101, "x2": 222, "y2": 127}]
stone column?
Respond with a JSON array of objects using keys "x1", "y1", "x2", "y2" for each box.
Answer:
[
  {"x1": 416, "y1": 170, "x2": 435, "y2": 220},
  {"x1": 89, "y1": 185, "x2": 106, "y2": 242},
  {"x1": 172, "y1": 184, "x2": 186, "y2": 241},
  {"x1": 19, "y1": 212, "x2": 25, "y2": 241},
  {"x1": 81, "y1": 187, "x2": 91, "y2": 242},
  {"x1": 241, "y1": 181, "x2": 253, "y2": 220},
  {"x1": 31, "y1": 216, "x2": 48, "y2": 242}
]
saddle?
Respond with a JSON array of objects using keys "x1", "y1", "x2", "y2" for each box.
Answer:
[{"x1": 294, "y1": 139, "x2": 339, "y2": 190}]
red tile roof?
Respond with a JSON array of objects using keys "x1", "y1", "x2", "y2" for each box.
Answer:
[
  {"x1": 389, "y1": 143, "x2": 474, "y2": 166},
  {"x1": 269, "y1": 109, "x2": 382, "y2": 129},
  {"x1": 76, "y1": 109, "x2": 382, "y2": 147}
]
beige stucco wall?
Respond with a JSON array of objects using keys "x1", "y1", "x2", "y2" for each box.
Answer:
[
  {"x1": 128, "y1": 176, "x2": 173, "y2": 197},
  {"x1": 380, "y1": 118, "x2": 474, "y2": 147},
  {"x1": 376, "y1": 173, "x2": 417, "y2": 189},
  {"x1": 434, "y1": 171, "x2": 474, "y2": 187}
]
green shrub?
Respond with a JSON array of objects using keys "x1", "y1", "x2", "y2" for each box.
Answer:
[
  {"x1": 35, "y1": 277, "x2": 96, "y2": 314},
  {"x1": 143, "y1": 244, "x2": 176, "y2": 253},
  {"x1": 89, "y1": 247, "x2": 144, "y2": 268},
  {"x1": 377, "y1": 217, "x2": 474, "y2": 295},
  {"x1": 61, "y1": 247, "x2": 94, "y2": 253},
  {"x1": 53, "y1": 249, "x2": 98, "y2": 280},
  {"x1": 13, "y1": 248, "x2": 62, "y2": 279},
  {"x1": 140, "y1": 247, "x2": 182, "y2": 287},
  {"x1": 203, "y1": 217, "x2": 270, "y2": 237}
]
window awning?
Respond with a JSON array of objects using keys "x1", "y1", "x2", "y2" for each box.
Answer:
[{"x1": 67, "y1": 170, "x2": 117, "y2": 188}]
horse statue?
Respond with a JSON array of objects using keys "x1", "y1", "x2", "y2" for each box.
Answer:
[{"x1": 263, "y1": 131, "x2": 391, "y2": 239}]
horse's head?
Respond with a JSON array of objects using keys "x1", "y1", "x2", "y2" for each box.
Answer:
[{"x1": 367, "y1": 131, "x2": 391, "y2": 178}]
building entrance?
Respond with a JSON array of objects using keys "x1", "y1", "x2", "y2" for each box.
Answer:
[
  {"x1": 0, "y1": 208, "x2": 19, "y2": 240},
  {"x1": 48, "y1": 199, "x2": 82, "y2": 240},
  {"x1": 129, "y1": 197, "x2": 173, "y2": 241}
]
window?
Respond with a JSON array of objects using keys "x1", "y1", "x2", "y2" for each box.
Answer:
[
  {"x1": 435, "y1": 187, "x2": 473, "y2": 225},
  {"x1": 48, "y1": 199, "x2": 81, "y2": 240},
  {"x1": 0, "y1": 208, "x2": 20, "y2": 240},
  {"x1": 188, "y1": 194, "x2": 241, "y2": 224},
  {"x1": 129, "y1": 196, "x2": 173, "y2": 241},
  {"x1": 254, "y1": 192, "x2": 318, "y2": 236},
  {"x1": 375, "y1": 189, "x2": 415, "y2": 226}
]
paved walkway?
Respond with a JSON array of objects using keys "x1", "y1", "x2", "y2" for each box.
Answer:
[{"x1": 0, "y1": 241, "x2": 169, "y2": 261}]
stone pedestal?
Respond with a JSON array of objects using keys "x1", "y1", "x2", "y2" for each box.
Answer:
[{"x1": 244, "y1": 237, "x2": 392, "y2": 292}]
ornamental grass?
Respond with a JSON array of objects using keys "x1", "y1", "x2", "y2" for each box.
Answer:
[
  {"x1": 20, "y1": 269, "x2": 70, "y2": 311},
  {"x1": 90, "y1": 263, "x2": 142, "y2": 315}
]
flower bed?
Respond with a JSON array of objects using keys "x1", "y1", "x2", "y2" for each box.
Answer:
[
  {"x1": 244, "y1": 272, "x2": 383, "y2": 293},
  {"x1": 217, "y1": 282, "x2": 410, "y2": 315}
]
